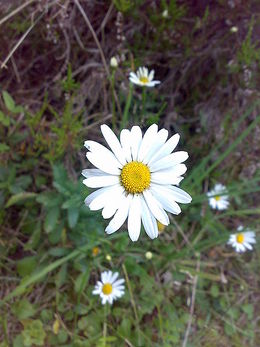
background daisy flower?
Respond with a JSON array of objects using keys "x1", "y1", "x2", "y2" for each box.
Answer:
[
  {"x1": 227, "y1": 226, "x2": 256, "y2": 253},
  {"x1": 82, "y1": 124, "x2": 192, "y2": 241},
  {"x1": 207, "y1": 183, "x2": 229, "y2": 210},
  {"x1": 129, "y1": 67, "x2": 160, "y2": 87},
  {"x1": 92, "y1": 271, "x2": 125, "y2": 305}
]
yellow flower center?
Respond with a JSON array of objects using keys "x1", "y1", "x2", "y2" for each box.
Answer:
[
  {"x1": 236, "y1": 233, "x2": 244, "y2": 244},
  {"x1": 215, "y1": 196, "x2": 221, "y2": 201},
  {"x1": 139, "y1": 76, "x2": 149, "y2": 84},
  {"x1": 102, "y1": 283, "x2": 113, "y2": 295},
  {"x1": 120, "y1": 161, "x2": 151, "y2": 194},
  {"x1": 92, "y1": 247, "x2": 100, "y2": 256}
]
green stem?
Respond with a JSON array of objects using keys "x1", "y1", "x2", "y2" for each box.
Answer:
[
  {"x1": 122, "y1": 263, "x2": 141, "y2": 344},
  {"x1": 111, "y1": 70, "x2": 116, "y2": 131},
  {"x1": 121, "y1": 84, "x2": 133, "y2": 129},
  {"x1": 103, "y1": 303, "x2": 108, "y2": 347},
  {"x1": 141, "y1": 86, "x2": 147, "y2": 119}
]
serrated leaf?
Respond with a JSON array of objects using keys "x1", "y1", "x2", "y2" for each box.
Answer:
[
  {"x1": 11, "y1": 299, "x2": 36, "y2": 320},
  {"x1": 36, "y1": 192, "x2": 63, "y2": 207},
  {"x1": 2, "y1": 91, "x2": 16, "y2": 112},
  {"x1": 5, "y1": 192, "x2": 37, "y2": 207},
  {"x1": 44, "y1": 206, "x2": 60, "y2": 233}
]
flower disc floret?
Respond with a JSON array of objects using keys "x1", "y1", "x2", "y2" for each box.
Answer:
[
  {"x1": 139, "y1": 76, "x2": 149, "y2": 84},
  {"x1": 102, "y1": 283, "x2": 113, "y2": 295},
  {"x1": 120, "y1": 161, "x2": 151, "y2": 194},
  {"x1": 236, "y1": 233, "x2": 244, "y2": 244}
]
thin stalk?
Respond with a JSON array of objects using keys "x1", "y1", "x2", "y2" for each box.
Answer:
[
  {"x1": 111, "y1": 70, "x2": 116, "y2": 130},
  {"x1": 121, "y1": 84, "x2": 133, "y2": 129},
  {"x1": 141, "y1": 87, "x2": 147, "y2": 119},
  {"x1": 103, "y1": 303, "x2": 108, "y2": 347},
  {"x1": 122, "y1": 263, "x2": 141, "y2": 344}
]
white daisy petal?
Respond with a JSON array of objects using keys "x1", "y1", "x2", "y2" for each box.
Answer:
[
  {"x1": 101, "y1": 125, "x2": 127, "y2": 166},
  {"x1": 84, "y1": 186, "x2": 113, "y2": 206},
  {"x1": 128, "y1": 195, "x2": 141, "y2": 242},
  {"x1": 89, "y1": 185, "x2": 121, "y2": 211},
  {"x1": 105, "y1": 195, "x2": 132, "y2": 234},
  {"x1": 137, "y1": 124, "x2": 158, "y2": 162},
  {"x1": 143, "y1": 190, "x2": 169, "y2": 225},
  {"x1": 83, "y1": 175, "x2": 119, "y2": 188},
  {"x1": 130, "y1": 126, "x2": 143, "y2": 161},
  {"x1": 167, "y1": 186, "x2": 192, "y2": 203},
  {"x1": 151, "y1": 164, "x2": 187, "y2": 185},
  {"x1": 120, "y1": 129, "x2": 132, "y2": 162},
  {"x1": 87, "y1": 152, "x2": 121, "y2": 175},
  {"x1": 148, "y1": 133, "x2": 180, "y2": 165},
  {"x1": 113, "y1": 279, "x2": 125, "y2": 286},
  {"x1": 150, "y1": 151, "x2": 188, "y2": 172},
  {"x1": 82, "y1": 169, "x2": 105, "y2": 178},
  {"x1": 102, "y1": 189, "x2": 125, "y2": 219},
  {"x1": 148, "y1": 69, "x2": 154, "y2": 80},
  {"x1": 150, "y1": 185, "x2": 181, "y2": 215},
  {"x1": 244, "y1": 242, "x2": 253, "y2": 250},
  {"x1": 101, "y1": 271, "x2": 108, "y2": 283},
  {"x1": 140, "y1": 196, "x2": 158, "y2": 239},
  {"x1": 143, "y1": 129, "x2": 168, "y2": 164}
]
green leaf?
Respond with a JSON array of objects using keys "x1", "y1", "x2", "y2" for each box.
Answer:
[
  {"x1": 17, "y1": 256, "x2": 37, "y2": 277},
  {"x1": 55, "y1": 264, "x2": 68, "y2": 288},
  {"x1": 36, "y1": 192, "x2": 62, "y2": 207},
  {"x1": 68, "y1": 207, "x2": 79, "y2": 228},
  {"x1": 44, "y1": 207, "x2": 60, "y2": 233},
  {"x1": 242, "y1": 303, "x2": 253, "y2": 319},
  {"x1": 13, "y1": 334, "x2": 25, "y2": 347},
  {"x1": 0, "y1": 110, "x2": 10, "y2": 126},
  {"x1": 74, "y1": 270, "x2": 90, "y2": 294},
  {"x1": 48, "y1": 247, "x2": 70, "y2": 257},
  {"x1": 0, "y1": 143, "x2": 10, "y2": 153},
  {"x1": 11, "y1": 299, "x2": 36, "y2": 320},
  {"x1": 5, "y1": 192, "x2": 37, "y2": 208},
  {"x1": 210, "y1": 284, "x2": 220, "y2": 298},
  {"x1": 24, "y1": 223, "x2": 41, "y2": 251},
  {"x1": 2, "y1": 91, "x2": 16, "y2": 112}
]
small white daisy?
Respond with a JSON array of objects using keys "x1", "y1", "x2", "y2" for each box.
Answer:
[
  {"x1": 227, "y1": 226, "x2": 256, "y2": 253},
  {"x1": 92, "y1": 271, "x2": 125, "y2": 305},
  {"x1": 82, "y1": 124, "x2": 192, "y2": 241},
  {"x1": 129, "y1": 67, "x2": 160, "y2": 87},
  {"x1": 207, "y1": 183, "x2": 229, "y2": 210}
]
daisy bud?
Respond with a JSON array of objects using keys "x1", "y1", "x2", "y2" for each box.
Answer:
[
  {"x1": 110, "y1": 56, "x2": 118, "y2": 68},
  {"x1": 145, "y1": 251, "x2": 153, "y2": 260}
]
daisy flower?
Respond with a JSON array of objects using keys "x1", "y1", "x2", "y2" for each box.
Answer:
[
  {"x1": 92, "y1": 271, "x2": 125, "y2": 305},
  {"x1": 129, "y1": 67, "x2": 160, "y2": 87},
  {"x1": 207, "y1": 183, "x2": 229, "y2": 210},
  {"x1": 227, "y1": 225, "x2": 256, "y2": 253},
  {"x1": 82, "y1": 124, "x2": 192, "y2": 241}
]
